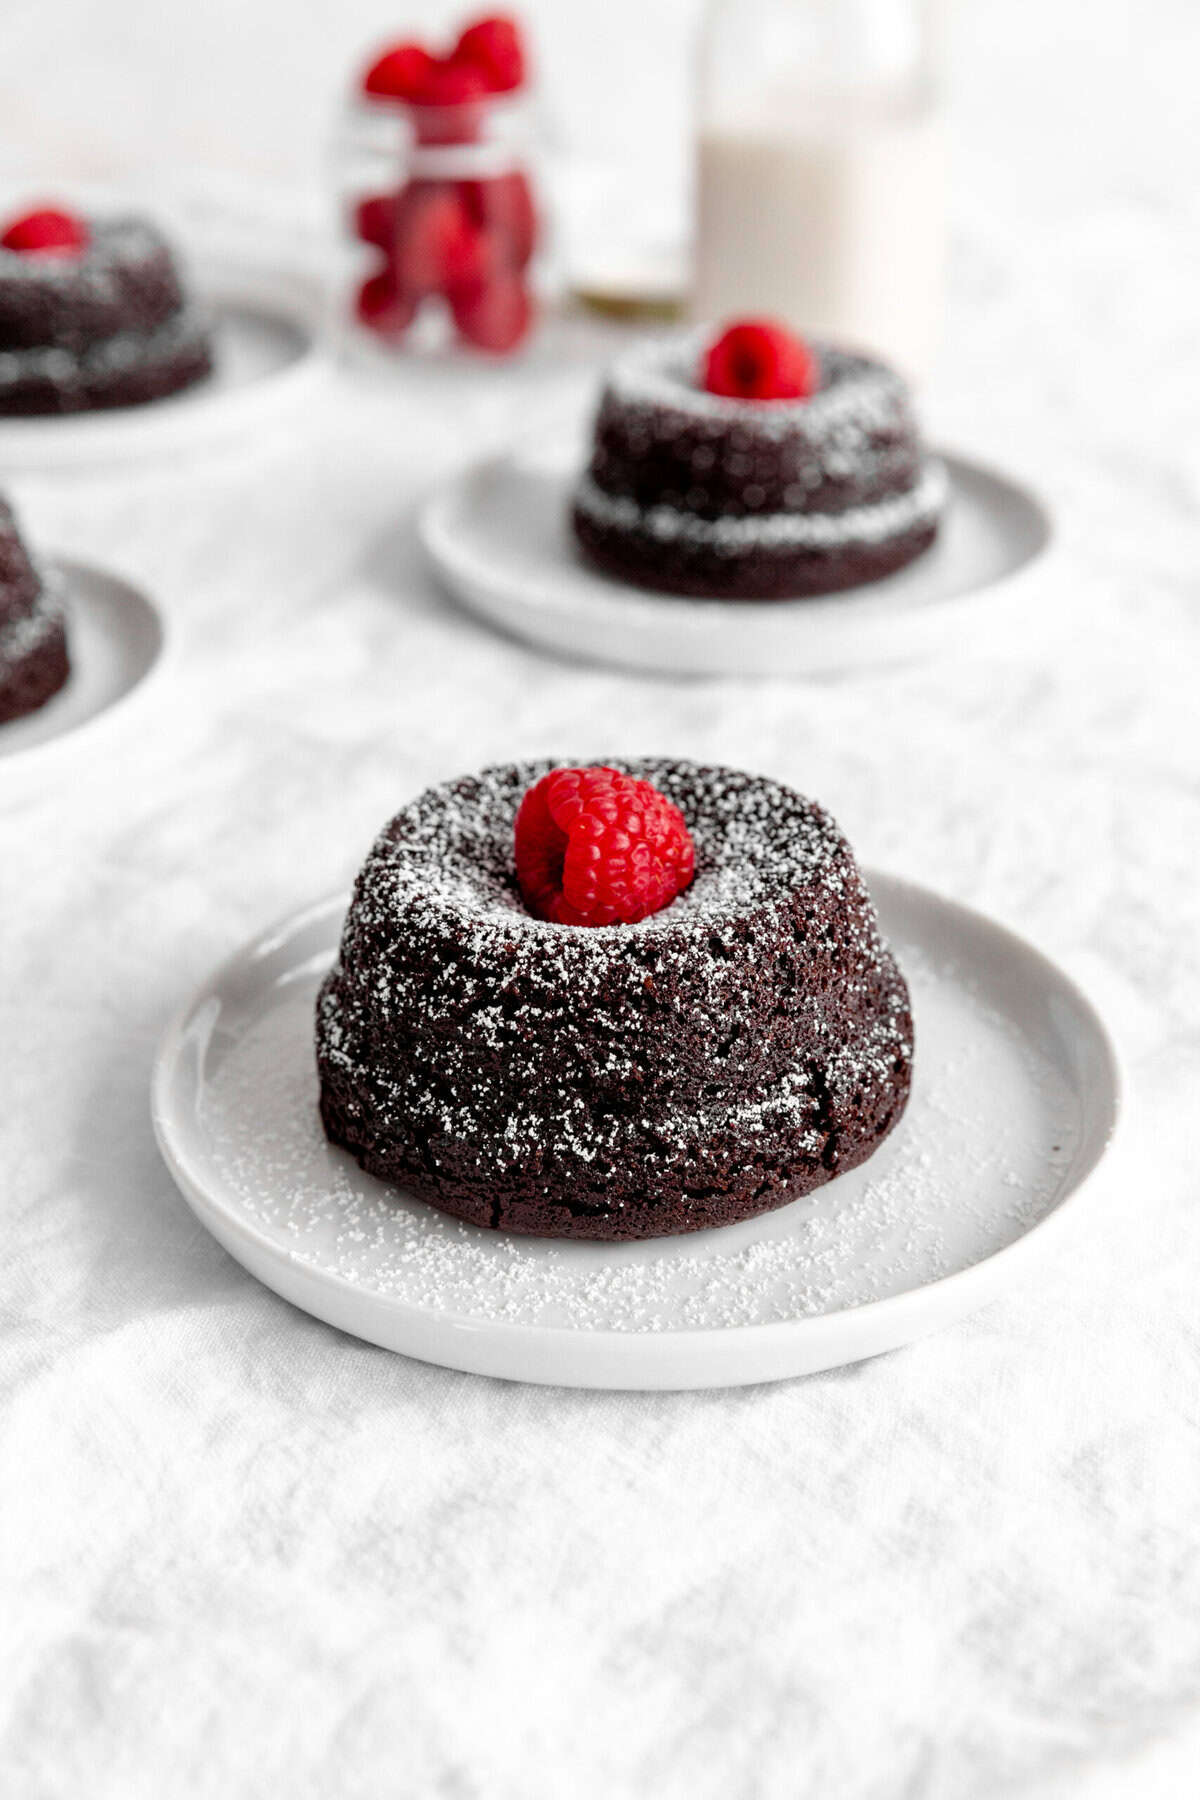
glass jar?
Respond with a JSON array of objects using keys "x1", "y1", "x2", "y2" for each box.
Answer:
[
  {"x1": 693, "y1": 0, "x2": 946, "y2": 379},
  {"x1": 336, "y1": 86, "x2": 542, "y2": 358}
]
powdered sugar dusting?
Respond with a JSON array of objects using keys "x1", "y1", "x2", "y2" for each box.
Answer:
[
  {"x1": 574, "y1": 460, "x2": 946, "y2": 552},
  {"x1": 0, "y1": 216, "x2": 166, "y2": 289},
  {"x1": 604, "y1": 332, "x2": 907, "y2": 436},
  {"x1": 340, "y1": 758, "x2": 854, "y2": 938},
  {"x1": 0, "y1": 575, "x2": 65, "y2": 661}
]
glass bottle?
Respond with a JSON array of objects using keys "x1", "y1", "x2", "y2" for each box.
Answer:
[{"x1": 693, "y1": 0, "x2": 946, "y2": 379}]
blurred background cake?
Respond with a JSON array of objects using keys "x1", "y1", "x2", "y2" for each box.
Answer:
[
  {"x1": 0, "y1": 204, "x2": 213, "y2": 415},
  {"x1": 573, "y1": 320, "x2": 945, "y2": 599}
]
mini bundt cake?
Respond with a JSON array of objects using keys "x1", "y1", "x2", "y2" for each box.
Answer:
[
  {"x1": 0, "y1": 205, "x2": 213, "y2": 416},
  {"x1": 572, "y1": 319, "x2": 945, "y2": 600},
  {"x1": 0, "y1": 496, "x2": 68, "y2": 724},
  {"x1": 316, "y1": 759, "x2": 913, "y2": 1241}
]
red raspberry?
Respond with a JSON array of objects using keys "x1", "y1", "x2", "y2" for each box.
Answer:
[
  {"x1": 362, "y1": 42, "x2": 437, "y2": 100},
  {"x1": 514, "y1": 766, "x2": 695, "y2": 927},
  {"x1": 363, "y1": 45, "x2": 487, "y2": 146},
  {"x1": 1, "y1": 206, "x2": 90, "y2": 256},
  {"x1": 702, "y1": 319, "x2": 816, "y2": 401},
  {"x1": 459, "y1": 172, "x2": 537, "y2": 269},
  {"x1": 353, "y1": 192, "x2": 399, "y2": 250},
  {"x1": 452, "y1": 15, "x2": 527, "y2": 93},
  {"x1": 394, "y1": 184, "x2": 494, "y2": 295},
  {"x1": 355, "y1": 270, "x2": 417, "y2": 338},
  {"x1": 449, "y1": 271, "x2": 532, "y2": 352}
]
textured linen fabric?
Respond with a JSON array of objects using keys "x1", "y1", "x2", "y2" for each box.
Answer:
[{"x1": 2, "y1": 0, "x2": 1200, "y2": 1795}]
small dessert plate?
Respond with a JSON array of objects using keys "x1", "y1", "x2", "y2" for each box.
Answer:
[
  {"x1": 420, "y1": 433, "x2": 1054, "y2": 678},
  {"x1": 152, "y1": 875, "x2": 1120, "y2": 1390},
  {"x1": 0, "y1": 271, "x2": 327, "y2": 472},
  {"x1": 0, "y1": 558, "x2": 164, "y2": 766}
]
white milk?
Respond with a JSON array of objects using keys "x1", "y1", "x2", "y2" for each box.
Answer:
[{"x1": 694, "y1": 102, "x2": 946, "y2": 380}]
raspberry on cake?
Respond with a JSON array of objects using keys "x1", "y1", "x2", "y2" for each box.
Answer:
[
  {"x1": 316, "y1": 759, "x2": 913, "y2": 1241},
  {"x1": 703, "y1": 319, "x2": 816, "y2": 401},
  {"x1": 0, "y1": 204, "x2": 213, "y2": 416},
  {"x1": 0, "y1": 207, "x2": 90, "y2": 257},
  {"x1": 0, "y1": 496, "x2": 69, "y2": 725},
  {"x1": 572, "y1": 327, "x2": 946, "y2": 600},
  {"x1": 514, "y1": 764, "x2": 695, "y2": 925}
]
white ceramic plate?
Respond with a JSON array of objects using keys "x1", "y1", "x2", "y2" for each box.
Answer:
[
  {"x1": 152, "y1": 875, "x2": 1119, "y2": 1390},
  {"x1": 0, "y1": 558, "x2": 164, "y2": 766},
  {"x1": 0, "y1": 273, "x2": 327, "y2": 471},
  {"x1": 420, "y1": 433, "x2": 1054, "y2": 677}
]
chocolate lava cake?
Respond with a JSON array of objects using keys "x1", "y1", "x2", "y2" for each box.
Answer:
[
  {"x1": 316, "y1": 759, "x2": 913, "y2": 1241},
  {"x1": 0, "y1": 213, "x2": 213, "y2": 416},
  {"x1": 0, "y1": 496, "x2": 68, "y2": 724},
  {"x1": 572, "y1": 331, "x2": 946, "y2": 600}
]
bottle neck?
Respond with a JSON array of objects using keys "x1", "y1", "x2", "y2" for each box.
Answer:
[{"x1": 699, "y1": 0, "x2": 942, "y2": 131}]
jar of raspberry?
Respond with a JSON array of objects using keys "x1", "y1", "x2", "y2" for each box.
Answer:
[{"x1": 338, "y1": 14, "x2": 541, "y2": 357}]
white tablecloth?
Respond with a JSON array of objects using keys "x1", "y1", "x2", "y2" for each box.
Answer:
[{"x1": 3, "y1": 1, "x2": 1200, "y2": 1793}]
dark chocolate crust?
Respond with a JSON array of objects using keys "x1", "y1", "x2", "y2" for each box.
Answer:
[
  {"x1": 571, "y1": 335, "x2": 944, "y2": 601},
  {"x1": 316, "y1": 759, "x2": 913, "y2": 1241},
  {"x1": 0, "y1": 612, "x2": 69, "y2": 723},
  {"x1": 0, "y1": 498, "x2": 69, "y2": 724},
  {"x1": 0, "y1": 218, "x2": 214, "y2": 416}
]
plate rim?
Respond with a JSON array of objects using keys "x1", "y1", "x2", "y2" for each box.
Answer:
[
  {"x1": 150, "y1": 875, "x2": 1122, "y2": 1386},
  {"x1": 0, "y1": 554, "x2": 168, "y2": 774},
  {"x1": 419, "y1": 441, "x2": 1056, "y2": 677}
]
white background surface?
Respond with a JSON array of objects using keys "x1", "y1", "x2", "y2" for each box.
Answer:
[{"x1": 1, "y1": 0, "x2": 1199, "y2": 1796}]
